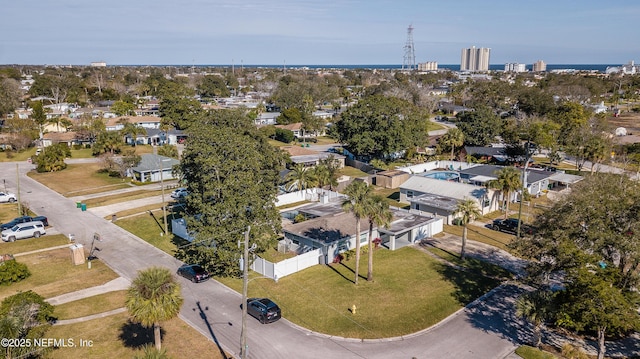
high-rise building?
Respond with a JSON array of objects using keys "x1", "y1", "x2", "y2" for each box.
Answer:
[
  {"x1": 460, "y1": 46, "x2": 490, "y2": 72},
  {"x1": 532, "y1": 60, "x2": 546, "y2": 72},
  {"x1": 418, "y1": 62, "x2": 438, "y2": 71},
  {"x1": 504, "y1": 63, "x2": 527, "y2": 72}
]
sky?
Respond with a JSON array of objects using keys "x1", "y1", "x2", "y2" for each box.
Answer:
[{"x1": 1, "y1": 0, "x2": 639, "y2": 66}]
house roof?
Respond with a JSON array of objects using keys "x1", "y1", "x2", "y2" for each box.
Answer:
[
  {"x1": 548, "y1": 172, "x2": 584, "y2": 185},
  {"x1": 377, "y1": 169, "x2": 410, "y2": 178},
  {"x1": 283, "y1": 207, "x2": 435, "y2": 243},
  {"x1": 281, "y1": 146, "x2": 319, "y2": 157},
  {"x1": 276, "y1": 122, "x2": 303, "y2": 131},
  {"x1": 459, "y1": 164, "x2": 554, "y2": 184},
  {"x1": 409, "y1": 193, "x2": 460, "y2": 212},
  {"x1": 131, "y1": 154, "x2": 180, "y2": 173},
  {"x1": 105, "y1": 116, "x2": 161, "y2": 127},
  {"x1": 400, "y1": 176, "x2": 488, "y2": 201},
  {"x1": 43, "y1": 132, "x2": 77, "y2": 141}
]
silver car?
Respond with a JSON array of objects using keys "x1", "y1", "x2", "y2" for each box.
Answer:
[{"x1": 1, "y1": 221, "x2": 46, "y2": 242}]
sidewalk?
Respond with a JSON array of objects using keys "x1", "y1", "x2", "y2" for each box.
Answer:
[{"x1": 46, "y1": 277, "x2": 130, "y2": 306}]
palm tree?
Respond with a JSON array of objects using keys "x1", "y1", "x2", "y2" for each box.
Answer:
[
  {"x1": 318, "y1": 155, "x2": 340, "y2": 191},
  {"x1": 125, "y1": 267, "x2": 184, "y2": 351},
  {"x1": 439, "y1": 128, "x2": 465, "y2": 160},
  {"x1": 341, "y1": 180, "x2": 372, "y2": 285},
  {"x1": 364, "y1": 194, "x2": 393, "y2": 281},
  {"x1": 285, "y1": 163, "x2": 316, "y2": 192},
  {"x1": 490, "y1": 167, "x2": 521, "y2": 219},
  {"x1": 313, "y1": 164, "x2": 330, "y2": 195},
  {"x1": 453, "y1": 197, "x2": 482, "y2": 260},
  {"x1": 515, "y1": 290, "x2": 552, "y2": 348}
]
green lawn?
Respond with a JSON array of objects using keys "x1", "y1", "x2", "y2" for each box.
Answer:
[
  {"x1": 217, "y1": 246, "x2": 501, "y2": 338},
  {"x1": 46, "y1": 312, "x2": 226, "y2": 359},
  {"x1": 114, "y1": 211, "x2": 188, "y2": 255},
  {"x1": 444, "y1": 224, "x2": 514, "y2": 252},
  {"x1": 1, "y1": 233, "x2": 70, "y2": 254},
  {"x1": 515, "y1": 345, "x2": 559, "y2": 359},
  {"x1": 28, "y1": 163, "x2": 131, "y2": 196},
  {"x1": 0, "y1": 245, "x2": 118, "y2": 302},
  {"x1": 82, "y1": 189, "x2": 163, "y2": 207}
]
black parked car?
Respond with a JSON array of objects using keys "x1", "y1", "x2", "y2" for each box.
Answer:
[
  {"x1": 491, "y1": 218, "x2": 534, "y2": 235},
  {"x1": 246, "y1": 298, "x2": 281, "y2": 324},
  {"x1": 0, "y1": 215, "x2": 49, "y2": 230},
  {"x1": 176, "y1": 264, "x2": 210, "y2": 283}
]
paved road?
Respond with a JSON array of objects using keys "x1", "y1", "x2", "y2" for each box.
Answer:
[{"x1": 0, "y1": 161, "x2": 526, "y2": 359}]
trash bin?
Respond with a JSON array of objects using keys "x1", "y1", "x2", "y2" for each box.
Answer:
[
  {"x1": 111, "y1": 214, "x2": 117, "y2": 222},
  {"x1": 81, "y1": 203, "x2": 87, "y2": 211},
  {"x1": 76, "y1": 201, "x2": 82, "y2": 208}
]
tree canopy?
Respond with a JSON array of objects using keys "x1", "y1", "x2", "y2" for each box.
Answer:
[
  {"x1": 335, "y1": 95, "x2": 430, "y2": 159},
  {"x1": 176, "y1": 109, "x2": 286, "y2": 277},
  {"x1": 511, "y1": 174, "x2": 640, "y2": 359}
]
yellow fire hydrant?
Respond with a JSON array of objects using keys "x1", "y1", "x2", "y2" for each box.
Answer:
[{"x1": 351, "y1": 304, "x2": 357, "y2": 314}]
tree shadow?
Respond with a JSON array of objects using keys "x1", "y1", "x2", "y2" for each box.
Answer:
[
  {"x1": 326, "y1": 263, "x2": 354, "y2": 284},
  {"x1": 119, "y1": 320, "x2": 162, "y2": 349}
]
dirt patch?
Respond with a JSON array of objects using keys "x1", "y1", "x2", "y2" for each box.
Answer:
[{"x1": 607, "y1": 112, "x2": 640, "y2": 145}]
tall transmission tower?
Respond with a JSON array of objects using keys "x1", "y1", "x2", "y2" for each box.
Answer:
[{"x1": 402, "y1": 24, "x2": 416, "y2": 71}]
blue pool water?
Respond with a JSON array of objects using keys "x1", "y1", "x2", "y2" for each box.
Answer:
[{"x1": 423, "y1": 171, "x2": 460, "y2": 181}]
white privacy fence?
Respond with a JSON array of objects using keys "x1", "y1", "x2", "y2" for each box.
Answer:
[
  {"x1": 251, "y1": 248, "x2": 322, "y2": 280},
  {"x1": 276, "y1": 189, "x2": 345, "y2": 207}
]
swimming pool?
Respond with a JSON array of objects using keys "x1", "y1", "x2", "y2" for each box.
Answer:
[{"x1": 422, "y1": 171, "x2": 460, "y2": 182}]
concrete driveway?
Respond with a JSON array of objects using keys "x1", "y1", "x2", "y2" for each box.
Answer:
[{"x1": 0, "y1": 160, "x2": 525, "y2": 359}]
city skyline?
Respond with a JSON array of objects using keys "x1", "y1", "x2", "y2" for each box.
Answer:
[{"x1": 1, "y1": 0, "x2": 639, "y2": 66}]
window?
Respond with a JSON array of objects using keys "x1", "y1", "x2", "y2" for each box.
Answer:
[{"x1": 407, "y1": 190, "x2": 414, "y2": 198}]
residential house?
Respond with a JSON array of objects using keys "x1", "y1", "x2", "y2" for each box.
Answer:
[
  {"x1": 130, "y1": 154, "x2": 180, "y2": 182},
  {"x1": 281, "y1": 146, "x2": 345, "y2": 168},
  {"x1": 282, "y1": 200, "x2": 442, "y2": 263},
  {"x1": 42, "y1": 132, "x2": 78, "y2": 147},
  {"x1": 105, "y1": 116, "x2": 161, "y2": 132},
  {"x1": 399, "y1": 175, "x2": 498, "y2": 224}
]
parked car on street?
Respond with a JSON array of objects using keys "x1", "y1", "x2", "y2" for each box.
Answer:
[
  {"x1": 491, "y1": 218, "x2": 534, "y2": 235},
  {"x1": 1, "y1": 216, "x2": 49, "y2": 230},
  {"x1": 0, "y1": 192, "x2": 17, "y2": 203},
  {"x1": 176, "y1": 264, "x2": 210, "y2": 283},
  {"x1": 170, "y1": 188, "x2": 188, "y2": 199},
  {"x1": 246, "y1": 298, "x2": 281, "y2": 324},
  {"x1": 1, "y1": 221, "x2": 46, "y2": 242}
]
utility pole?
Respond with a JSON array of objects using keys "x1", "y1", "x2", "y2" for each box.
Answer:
[
  {"x1": 241, "y1": 225, "x2": 250, "y2": 359},
  {"x1": 16, "y1": 164, "x2": 21, "y2": 215},
  {"x1": 516, "y1": 142, "x2": 533, "y2": 238},
  {"x1": 159, "y1": 158, "x2": 169, "y2": 236}
]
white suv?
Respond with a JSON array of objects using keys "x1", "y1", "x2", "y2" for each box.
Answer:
[{"x1": 1, "y1": 221, "x2": 46, "y2": 242}]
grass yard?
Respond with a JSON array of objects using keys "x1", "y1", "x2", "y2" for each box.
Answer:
[
  {"x1": 339, "y1": 166, "x2": 369, "y2": 178},
  {"x1": 217, "y1": 246, "x2": 501, "y2": 339},
  {"x1": 54, "y1": 290, "x2": 127, "y2": 320},
  {"x1": 515, "y1": 345, "x2": 559, "y2": 359},
  {"x1": 114, "y1": 211, "x2": 187, "y2": 255},
  {"x1": 0, "y1": 203, "x2": 21, "y2": 223},
  {"x1": 0, "y1": 246, "x2": 118, "y2": 302},
  {"x1": 46, "y1": 312, "x2": 226, "y2": 359},
  {"x1": 82, "y1": 189, "x2": 163, "y2": 207},
  {"x1": 3, "y1": 234, "x2": 70, "y2": 254},
  {"x1": 28, "y1": 163, "x2": 131, "y2": 197},
  {"x1": 443, "y1": 224, "x2": 514, "y2": 252},
  {"x1": 0, "y1": 149, "x2": 35, "y2": 162}
]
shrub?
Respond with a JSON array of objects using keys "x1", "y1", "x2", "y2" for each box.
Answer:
[
  {"x1": 561, "y1": 343, "x2": 589, "y2": 359},
  {"x1": 0, "y1": 259, "x2": 31, "y2": 285}
]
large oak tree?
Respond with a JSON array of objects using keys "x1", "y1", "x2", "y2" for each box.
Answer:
[{"x1": 177, "y1": 109, "x2": 286, "y2": 277}]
